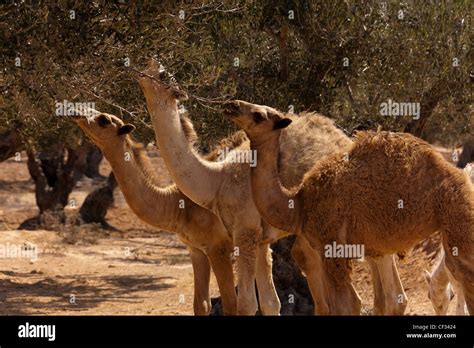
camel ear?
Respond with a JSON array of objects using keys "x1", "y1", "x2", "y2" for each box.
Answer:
[
  {"x1": 273, "y1": 118, "x2": 292, "y2": 130},
  {"x1": 423, "y1": 270, "x2": 431, "y2": 284},
  {"x1": 117, "y1": 124, "x2": 135, "y2": 136}
]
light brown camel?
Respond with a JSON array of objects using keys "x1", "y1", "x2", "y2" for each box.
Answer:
[
  {"x1": 424, "y1": 249, "x2": 468, "y2": 315},
  {"x1": 138, "y1": 61, "x2": 412, "y2": 315},
  {"x1": 73, "y1": 112, "x2": 238, "y2": 315},
  {"x1": 225, "y1": 100, "x2": 474, "y2": 315}
]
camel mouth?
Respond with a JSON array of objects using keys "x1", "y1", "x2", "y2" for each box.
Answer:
[
  {"x1": 222, "y1": 101, "x2": 240, "y2": 117},
  {"x1": 68, "y1": 115, "x2": 90, "y2": 123},
  {"x1": 66, "y1": 114, "x2": 83, "y2": 123}
]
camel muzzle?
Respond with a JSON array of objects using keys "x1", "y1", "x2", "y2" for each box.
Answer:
[
  {"x1": 222, "y1": 101, "x2": 240, "y2": 117},
  {"x1": 65, "y1": 114, "x2": 82, "y2": 123}
]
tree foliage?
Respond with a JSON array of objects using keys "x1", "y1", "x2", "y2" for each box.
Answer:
[{"x1": 1, "y1": 0, "x2": 471, "y2": 151}]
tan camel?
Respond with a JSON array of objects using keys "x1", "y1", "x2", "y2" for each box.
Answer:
[
  {"x1": 424, "y1": 249, "x2": 468, "y2": 315},
  {"x1": 138, "y1": 61, "x2": 413, "y2": 315},
  {"x1": 74, "y1": 112, "x2": 239, "y2": 315},
  {"x1": 225, "y1": 100, "x2": 474, "y2": 315}
]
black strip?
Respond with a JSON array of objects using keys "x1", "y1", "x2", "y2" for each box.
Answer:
[{"x1": 0, "y1": 315, "x2": 472, "y2": 346}]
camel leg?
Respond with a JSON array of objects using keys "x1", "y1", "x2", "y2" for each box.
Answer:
[
  {"x1": 450, "y1": 278, "x2": 468, "y2": 315},
  {"x1": 332, "y1": 281, "x2": 362, "y2": 315},
  {"x1": 189, "y1": 247, "x2": 211, "y2": 315},
  {"x1": 439, "y1": 187, "x2": 474, "y2": 315},
  {"x1": 425, "y1": 250, "x2": 453, "y2": 315},
  {"x1": 443, "y1": 248, "x2": 474, "y2": 315},
  {"x1": 425, "y1": 248, "x2": 469, "y2": 315},
  {"x1": 234, "y1": 228, "x2": 259, "y2": 315},
  {"x1": 291, "y1": 236, "x2": 330, "y2": 315},
  {"x1": 323, "y1": 258, "x2": 361, "y2": 315},
  {"x1": 208, "y1": 242, "x2": 238, "y2": 315},
  {"x1": 255, "y1": 242, "x2": 281, "y2": 315},
  {"x1": 373, "y1": 254, "x2": 407, "y2": 315},
  {"x1": 389, "y1": 254, "x2": 407, "y2": 314},
  {"x1": 442, "y1": 260, "x2": 469, "y2": 315},
  {"x1": 442, "y1": 239, "x2": 473, "y2": 315},
  {"x1": 456, "y1": 290, "x2": 468, "y2": 315},
  {"x1": 366, "y1": 256, "x2": 386, "y2": 315},
  {"x1": 441, "y1": 210, "x2": 474, "y2": 314}
]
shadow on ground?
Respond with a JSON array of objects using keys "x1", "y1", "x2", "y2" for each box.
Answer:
[{"x1": 0, "y1": 270, "x2": 175, "y2": 315}]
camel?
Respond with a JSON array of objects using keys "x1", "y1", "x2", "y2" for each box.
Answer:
[
  {"x1": 73, "y1": 112, "x2": 239, "y2": 315},
  {"x1": 224, "y1": 100, "x2": 474, "y2": 315},
  {"x1": 138, "y1": 61, "x2": 415, "y2": 315},
  {"x1": 424, "y1": 249, "x2": 468, "y2": 315}
]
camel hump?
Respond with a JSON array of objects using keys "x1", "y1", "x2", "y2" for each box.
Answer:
[
  {"x1": 351, "y1": 131, "x2": 438, "y2": 166},
  {"x1": 205, "y1": 130, "x2": 249, "y2": 161},
  {"x1": 353, "y1": 131, "x2": 427, "y2": 150}
]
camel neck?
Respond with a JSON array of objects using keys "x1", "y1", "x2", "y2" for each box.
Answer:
[
  {"x1": 250, "y1": 132, "x2": 302, "y2": 234},
  {"x1": 143, "y1": 94, "x2": 223, "y2": 211},
  {"x1": 102, "y1": 143, "x2": 183, "y2": 233}
]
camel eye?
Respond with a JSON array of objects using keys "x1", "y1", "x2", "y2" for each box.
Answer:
[
  {"x1": 252, "y1": 112, "x2": 264, "y2": 123},
  {"x1": 97, "y1": 115, "x2": 111, "y2": 127}
]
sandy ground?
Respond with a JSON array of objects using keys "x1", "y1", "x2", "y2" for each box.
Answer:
[{"x1": 0, "y1": 148, "x2": 469, "y2": 315}]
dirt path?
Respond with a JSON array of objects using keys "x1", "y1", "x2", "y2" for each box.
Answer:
[{"x1": 0, "y1": 228, "x2": 218, "y2": 315}]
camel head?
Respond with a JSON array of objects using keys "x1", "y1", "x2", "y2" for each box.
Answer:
[
  {"x1": 73, "y1": 112, "x2": 135, "y2": 150},
  {"x1": 138, "y1": 59, "x2": 188, "y2": 102},
  {"x1": 223, "y1": 100, "x2": 292, "y2": 140}
]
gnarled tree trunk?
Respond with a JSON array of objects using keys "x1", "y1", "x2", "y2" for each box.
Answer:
[
  {"x1": 0, "y1": 125, "x2": 24, "y2": 162},
  {"x1": 19, "y1": 146, "x2": 87, "y2": 230},
  {"x1": 84, "y1": 142, "x2": 105, "y2": 179},
  {"x1": 403, "y1": 79, "x2": 458, "y2": 138},
  {"x1": 457, "y1": 136, "x2": 474, "y2": 169}
]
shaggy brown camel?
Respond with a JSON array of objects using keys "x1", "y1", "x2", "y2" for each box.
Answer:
[
  {"x1": 425, "y1": 249, "x2": 468, "y2": 315},
  {"x1": 74, "y1": 112, "x2": 238, "y2": 315},
  {"x1": 223, "y1": 101, "x2": 458, "y2": 315},
  {"x1": 225, "y1": 100, "x2": 474, "y2": 315},
  {"x1": 138, "y1": 61, "x2": 414, "y2": 315}
]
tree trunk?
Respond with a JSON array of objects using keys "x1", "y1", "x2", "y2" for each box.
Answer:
[
  {"x1": 457, "y1": 136, "x2": 474, "y2": 169},
  {"x1": 79, "y1": 172, "x2": 117, "y2": 228},
  {"x1": 19, "y1": 147, "x2": 86, "y2": 230},
  {"x1": 278, "y1": 22, "x2": 289, "y2": 81},
  {"x1": 403, "y1": 79, "x2": 456, "y2": 138},
  {"x1": 403, "y1": 96, "x2": 440, "y2": 138},
  {"x1": 84, "y1": 142, "x2": 105, "y2": 179},
  {"x1": 0, "y1": 125, "x2": 24, "y2": 162},
  {"x1": 269, "y1": 236, "x2": 315, "y2": 315}
]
